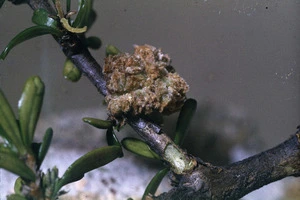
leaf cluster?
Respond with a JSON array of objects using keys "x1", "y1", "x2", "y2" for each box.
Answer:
[
  {"x1": 0, "y1": 1, "x2": 198, "y2": 199},
  {"x1": 0, "y1": 76, "x2": 124, "y2": 199},
  {"x1": 0, "y1": 0, "x2": 101, "y2": 61},
  {"x1": 82, "y1": 98, "x2": 197, "y2": 199}
]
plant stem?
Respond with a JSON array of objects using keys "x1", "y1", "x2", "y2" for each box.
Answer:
[
  {"x1": 15, "y1": 1, "x2": 300, "y2": 199},
  {"x1": 155, "y1": 133, "x2": 300, "y2": 200},
  {"x1": 127, "y1": 116, "x2": 197, "y2": 174}
]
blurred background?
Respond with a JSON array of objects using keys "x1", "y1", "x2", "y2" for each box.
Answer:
[{"x1": 0, "y1": 1, "x2": 299, "y2": 199}]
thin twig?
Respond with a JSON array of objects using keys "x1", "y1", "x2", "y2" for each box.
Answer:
[{"x1": 13, "y1": 1, "x2": 300, "y2": 199}]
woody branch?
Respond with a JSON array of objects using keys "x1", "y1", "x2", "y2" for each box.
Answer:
[{"x1": 10, "y1": 0, "x2": 300, "y2": 199}]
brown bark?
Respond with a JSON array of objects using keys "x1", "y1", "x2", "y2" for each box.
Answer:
[
  {"x1": 155, "y1": 133, "x2": 300, "y2": 200},
  {"x1": 10, "y1": 1, "x2": 300, "y2": 199}
]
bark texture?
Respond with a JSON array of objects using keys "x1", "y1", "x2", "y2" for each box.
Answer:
[
  {"x1": 155, "y1": 133, "x2": 300, "y2": 200},
  {"x1": 11, "y1": 1, "x2": 300, "y2": 199}
]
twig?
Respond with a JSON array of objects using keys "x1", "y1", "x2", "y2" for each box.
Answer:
[
  {"x1": 11, "y1": 1, "x2": 300, "y2": 199},
  {"x1": 156, "y1": 132, "x2": 300, "y2": 199},
  {"x1": 58, "y1": 32, "x2": 108, "y2": 96}
]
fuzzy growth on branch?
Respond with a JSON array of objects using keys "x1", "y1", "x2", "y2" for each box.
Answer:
[
  {"x1": 8, "y1": 1, "x2": 299, "y2": 199},
  {"x1": 103, "y1": 45, "x2": 189, "y2": 120}
]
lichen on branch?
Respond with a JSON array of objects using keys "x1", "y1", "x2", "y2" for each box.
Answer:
[{"x1": 103, "y1": 44, "x2": 189, "y2": 120}]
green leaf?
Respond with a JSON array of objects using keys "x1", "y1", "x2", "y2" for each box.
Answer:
[
  {"x1": 82, "y1": 117, "x2": 113, "y2": 129},
  {"x1": 106, "y1": 127, "x2": 122, "y2": 148},
  {"x1": 142, "y1": 168, "x2": 169, "y2": 200},
  {"x1": 63, "y1": 58, "x2": 82, "y2": 82},
  {"x1": 37, "y1": 128, "x2": 53, "y2": 168},
  {"x1": 18, "y1": 76, "x2": 45, "y2": 148},
  {"x1": 0, "y1": 150, "x2": 35, "y2": 181},
  {"x1": 174, "y1": 98, "x2": 197, "y2": 146},
  {"x1": 106, "y1": 45, "x2": 121, "y2": 56},
  {"x1": 86, "y1": 9, "x2": 97, "y2": 29},
  {"x1": 0, "y1": 0, "x2": 5, "y2": 8},
  {"x1": 7, "y1": 194, "x2": 27, "y2": 200},
  {"x1": 14, "y1": 177, "x2": 24, "y2": 195},
  {"x1": 31, "y1": 142, "x2": 41, "y2": 164},
  {"x1": 0, "y1": 26, "x2": 62, "y2": 60},
  {"x1": 121, "y1": 137, "x2": 160, "y2": 159},
  {"x1": 72, "y1": 0, "x2": 94, "y2": 29},
  {"x1": 0, "y1": 143, "x2": 16, "y2": 154},
  {"x1": 55, "y1": 146, "x2": 122, "y2": 192},
  {"x1": 32, "y1": 8, "x2": 59, "y2": 29},
  {"x1": 0, "y1": 89, "x2": 25, "y2": 153},
  {"x1": 66, "y1": 0, "x2": 71, "y2": 13},
  {"x1": 86, "y1": 36, "x2": 102, "y2": 49},
  {"x1": 0, "y1": 122, "x2": 14, "y2": 149},
  {"x1": 42, "y1": 167, "x2": 60, "y2": 199}
]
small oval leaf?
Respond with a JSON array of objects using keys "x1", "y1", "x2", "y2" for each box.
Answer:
[
  {"x1": 0, "y1": 0, "x2": 5, "y2": 8},
  {"x1": 106, "y1": 127, "x2": 122, "y2": 148},
  {"x1": 121, "y1": 137, "x2": 160, "y2": 159},
  {"x1": 37, "y1": 128, "x2": 53, "y2": 168},
  {"x1": 14, "y1": 177, "x2": 24, "y2": 195},
  {"x1": 86, "y1": 36, "x2": 102, "y2": 49},
  {"x1": 0, "y1": 89, "x2": 25, "y2": 153},
  {"x1": 7, "y1": 194, "x2": 27, "y2": 200},
  {"x1": 142, "y1": 167, "x2": 169, "y2": 200},
  {"x1": 0, "y1": 143, "x2": 17, "y2": 154},
  {"x1": 32, "y1": 8, "x2": 59, "y2": 29},
  {"x1": 106, "y1": 45, "x2": 121, "y2": 56},
  {"x1": 66, "y1": 0, "x2": 71, "y2": 13},
  {"x1": 55, "y1": 146, "x2": 122, "y2": 192},
  {"x1": 18, "y1": 76, "x2": 45, "y2": 147},
  {"x1": 0, "y1": 26, "x2": 62, "y2": 60},
  {"x1": 82, "y1": 117, "x2": 113, "y2": 129},
  {"x1": 0, "y1": 151, "x2": 36, "y2": 181},
  {"x1": 174, "y1": 98, "x2": 197, "y2": 146},
  {"x1": 72, "y1": 0, "x2": 93, "y2": 29},
  {"x1": 63, "y1": 58, "x2": 82, "y2": 82}
]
